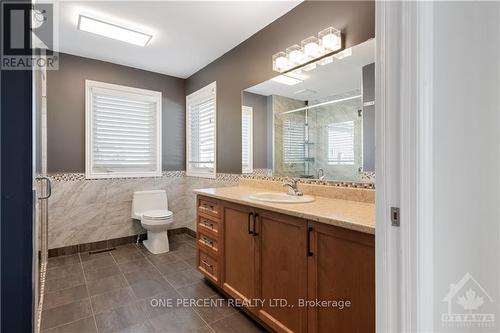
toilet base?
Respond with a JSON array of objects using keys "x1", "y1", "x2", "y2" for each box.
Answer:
[{"x1": 143, "y1": 230, "x2": 170, "y2": 254}]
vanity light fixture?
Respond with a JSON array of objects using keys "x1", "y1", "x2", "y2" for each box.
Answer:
[
  {"x1": 272, "y1": 26, "x2": 342, "y2": 73},
  {"x1": 77, "y1": 14, "x2": 152, "y2": 47}
]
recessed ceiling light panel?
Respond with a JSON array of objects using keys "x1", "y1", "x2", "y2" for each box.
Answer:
[
  {"x1": 77, "y1": 14, "x2": 152, "y2": 47},
  {"x1": 271, "y1": 74, "x2": 303, "y2": 86}
]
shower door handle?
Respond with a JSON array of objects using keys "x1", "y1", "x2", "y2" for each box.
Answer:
[{"x1": 36, "y1": 176, "x2": 52, "y2": 200}]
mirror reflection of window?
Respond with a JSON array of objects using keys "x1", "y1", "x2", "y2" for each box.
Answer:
[
  {"x1": 283, "y1": 120, "x2": 305, "y2": 163},
  {"x1": 242, "y1": 106, "x2": 253, "y2": 173},
  {"x1": 328, "y1": 121, "x2": 354, "y2": 165}
]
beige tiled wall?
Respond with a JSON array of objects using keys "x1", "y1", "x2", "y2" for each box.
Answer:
[{"x1": 48, "y1": 173, "x2": 239, "y2": 249}]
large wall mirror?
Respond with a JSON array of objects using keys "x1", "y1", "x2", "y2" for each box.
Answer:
[{"x1": 242, "y1": 39, "x2": 375, "y2": 182}]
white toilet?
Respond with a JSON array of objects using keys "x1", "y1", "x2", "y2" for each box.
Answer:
[{"x1": 131, "y1": 190, "x2": 174, "y2": 254}]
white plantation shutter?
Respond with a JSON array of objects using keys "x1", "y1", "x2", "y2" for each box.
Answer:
[
  {"x1": 328, "y1": 121, "x2": 354, "y2": 165},
  {"x1": 186, "y1": 82, "x2": 216, "y2": 178},
  {"x1": 283, "y1": 120, "x2": 305, "y2": 162},
  {"x1": 241, "y1": 106, "x2": 253, "y2": 173},
  {"x1": 85, "y1": 81, "x2": 162, "y2": 178}
]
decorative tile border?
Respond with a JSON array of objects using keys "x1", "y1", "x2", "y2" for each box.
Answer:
[
  {"x1": 241, "y1": 174, "x2": 375, "y2": 189},
  {"x1": 360, "y1": 171, "x2": 376, "y2": 182},
  {"x1": 49, "y1": 173, "x2": 86, "y2": 181},
  {"x1": 48, "y1": 170, "x2": 186, "y2": 182},
  {"x1": 47, "y1": 168, "x2": 374, "y2": 189}
]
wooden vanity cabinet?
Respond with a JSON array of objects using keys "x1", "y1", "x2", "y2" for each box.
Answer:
[
  {"x1": 307, "y1": 222, "x2": 375, "y2": 333},
  {"x1": 219, "y1": 202, "x2": 258, "y2": 308},
  {"x1": 255, "y1": 209, "x2": 308, "y2": 333},
  {"x1": 196, "y1": 195, "x2": 375, "y2": 333}
]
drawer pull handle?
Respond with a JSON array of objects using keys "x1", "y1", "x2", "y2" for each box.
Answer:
[
  {"x1": 248, "y1": 212, "x2": 254, "y2": 235},
  {"x1": 201, "y1": 259, "x2": 213, "y2": 269},
  {"x1": 307, "y1": 227, "x2": 313, "y2": 256},
  {"x1": 202, "y1": 203, "x2": 215, "y2": 211},
  {"x1": 202, "y1": 220, "x2": 214, "y2": 229},
  {"x1": 252, "y1": 213, "x2": 259, "y2": 236},
  {"x1": 202, "y1": 237, "x2": 214, "y2": 246}
]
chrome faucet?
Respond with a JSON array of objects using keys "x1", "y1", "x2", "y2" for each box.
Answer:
[
  {"x1": 317, "y1": 168, "x2": 325, "y2": 180},
  {"x1": 283, "y1": 178, "x2": 303, "y2": 196}
]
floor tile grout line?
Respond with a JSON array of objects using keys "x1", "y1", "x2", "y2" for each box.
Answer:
[
  {"x1": 174, "y1": 236, "x2": 247, "y2": 332},
  {"x1": 185, "y1": 284, "x2": 239, "y2": 330},
  {"x1": 40, "y1": 316, "x2": 96, "y2": 332},
  {"x1": 139, "y1": 242, "x2": 214, "y2": 330},
  {"x1": 101, "y1": 246, "x2": 155, "y2": 330},
  {"x1": 40, "y1": 258, "x2": 93, "y2": 331},
  {"x1": 78, "y1": 252, "x2": 99, "y2": 333},
  {"x1": 109, "y1": 246, "x2": 137, "y2": 293},
  {"x1": 42, "y1": 278, "x2": 87, "y2": 295}
]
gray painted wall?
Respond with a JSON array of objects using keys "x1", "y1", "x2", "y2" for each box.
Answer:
[
  {"x1": 47, "y1": 53, "x2": 185, "y2": 173},
  {"x1": 186, "y1": 1, "x2": 375, "y2": 173},
  {"x1": 241, "y1": 91, "x2": 269, "y2": 169}
]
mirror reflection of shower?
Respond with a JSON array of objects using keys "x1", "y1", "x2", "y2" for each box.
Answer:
[
  {"x1": 243, "y1": 38, "x2": 375, "y2": 182},
  {"x1": 275, "y1": 91, "x2": 363, "y2": 181}
]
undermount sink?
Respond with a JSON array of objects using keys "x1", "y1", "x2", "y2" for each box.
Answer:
[{"x1": 248, "y1": 192, "x2": 315, "y2": 204}]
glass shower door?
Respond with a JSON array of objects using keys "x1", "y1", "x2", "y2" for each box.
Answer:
[{"x1": 33, "y1": 61, "x2": 50, "y2": 333}]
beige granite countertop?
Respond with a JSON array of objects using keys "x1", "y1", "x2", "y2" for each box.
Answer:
[{"x1": 193, "y1": 186, "x2": 375, "y2": 235}]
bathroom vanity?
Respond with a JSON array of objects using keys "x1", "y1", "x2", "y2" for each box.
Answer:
[{"x1": 193, "y1": 186, "x2": 375, "y2": 333}]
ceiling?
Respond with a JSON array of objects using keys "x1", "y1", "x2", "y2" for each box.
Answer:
[
  {"x1": 55, "y1": 1, "x2": 301, "y2": 78},
  {"x1": 245, "y1": 38, "x2": 375, "y2": 101}
]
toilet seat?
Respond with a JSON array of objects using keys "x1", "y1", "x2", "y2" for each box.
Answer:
[{"x1": 142, "y1": 209, "x2": 173, "y2": 220}]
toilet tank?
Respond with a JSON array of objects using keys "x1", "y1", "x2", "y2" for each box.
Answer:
[{"x1": 131, "y1": 190, "x2": 168, "y2": 219}]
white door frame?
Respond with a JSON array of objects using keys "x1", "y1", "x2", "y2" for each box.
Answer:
[{"x1": 376, "y1": 1, "x2": 435, "y2": 332}]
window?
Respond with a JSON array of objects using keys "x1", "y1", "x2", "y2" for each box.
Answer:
[
  {"x1": 328, "y1": 121, "x2": 354, "y2": 165},
  {"x1": 242, "y1": 106, "x2": 253, "y2": 173},
  {"x1": 186, "y1": 82, "x2": 216, "y2": 178},
  {"x1": 283, "y1": 120, "x2": 305, "y2": 163},
  {"x1": 85, "y1": 80, "x2": 162, "y2": 179}
]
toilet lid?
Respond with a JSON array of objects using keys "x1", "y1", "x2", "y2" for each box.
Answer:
[{"x1": 142, "y1": 209, "x2": 173, "y2": 220}]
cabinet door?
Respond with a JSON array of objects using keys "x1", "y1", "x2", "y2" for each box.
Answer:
[
  {"x1": 221, "y1": 202, "x2": 257, "y2": 306},
  {"x1": 307, "y1": 222, "x2": 375, "y2": 333},
  {"x1": 255, "y1": 209, "x2": 308, "y2": 333}
]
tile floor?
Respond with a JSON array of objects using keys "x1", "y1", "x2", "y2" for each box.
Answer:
[{"x1": 42, "y1": 234, "x2": 267, "y2": 333}]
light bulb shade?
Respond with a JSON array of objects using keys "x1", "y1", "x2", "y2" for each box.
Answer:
[
  {"x1": 301, "y1": 36, "x2": 323, "y2": 59},
  {"x1": 286, "y1": 44, "x2": 304, "y2": 65},
  {"x1": 272, "y1": 51, "x2": 289, "y2": 72},
  {"x1": 318, "y1": 27, "x2": 341, "y2": 51}
]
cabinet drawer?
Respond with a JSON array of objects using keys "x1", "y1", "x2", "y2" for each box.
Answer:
[
  {"x1": 198, "y1": 197, "x2": 220, "y2": 218},
  {"x1": 197, "y1": 231, "x2": 219, "y2": 256},
  {"x1": 197, "y1": 214, "x2": 219, "y2": 236},
  {"x1": 198, "y1": 250, "x2": 218, "y2": 283}
]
